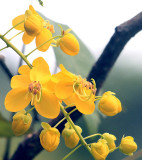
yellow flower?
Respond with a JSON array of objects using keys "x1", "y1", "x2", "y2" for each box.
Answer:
[
  {"x1": 12, "y1": 5, "x2": 53, "y2": 52},
  {"x1": 119, "y1": 136, "x2": 137, "y2": 155},
  {"x1": 5, "y1": 57, "x2": 60, "y2": 119},
  {"x1": 57, "y1": 29, "x2": 80, "y2": 56},
  {"x1": 91, "y1": 139, "x2": 109, "y2": 160},
  {"x1": 12, "y1": 110, "x2": 32, "y2": 136},
  {"x1": 40, "y1": 122, "x2": 60, "y2": 152},
  {"x1": 52, "y1": 64, "x2": 96, "y2": 114},
  {"x1": 98, "y1": 91, "x2": 122, "y2": 116},
  {"x1": 102, "y1": 133, "x2": 117, "y2": 150},
  {"x1": 62, "y1": 122, "x2": 82, "y2": 149}
]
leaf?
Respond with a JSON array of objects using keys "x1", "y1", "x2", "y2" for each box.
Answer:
[
  {"x1": 39, "y1": 13, "x2": 95, "y2": 78},
  {"x1": 0, "y1": 113, "x2": 14, "y2": 137}
]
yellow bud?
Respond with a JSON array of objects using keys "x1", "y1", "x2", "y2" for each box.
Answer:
[
  {"x1": 24, "y1": 10, "x2": 43, "y2": 36},
  {"x1": 62, "y1": 122, "x2": 82, "y2": 149},
  {"x1": 59, "y1": 33, "x2": 80, "y2": 56},
  {"x1": 12, "y1": 110, "x2": 32, "y2": 136},
  {"x1": 40, "y1": 122, "x2": 60, "y2": 152},
  {"x1": 119, "y1": 136, "x2": 137, "y2": 156},
  {"x1": 98, "y1": 91, "x2": 122, "y2": 116},
  {"x1": 102, "y1": 133, "x2": 116, "y2": 150},
  {"x1": 91, "y1": 139, "x2": 109, "y2": 160}
]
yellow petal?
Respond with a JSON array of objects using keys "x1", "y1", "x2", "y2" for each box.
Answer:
[
  {"x1": 18, "y1": 65, "x2": 31, "y2": 75},
  {"x1": 11, "y1": 75, "x2": 31, "y2": 89},
  {"x1": 22, "y1": 31, "x2": 35, "y2": 44},
  {"x1": 36, "y1": 28, "x2": 52, "y2": 52},
  {"x1": 5, "y1": 88, "x2": 31, "y2": 112},
  {"x1": 35, "y1": 89, "x2": 60, "y2": 118},
  {"x1": 12, "y1": 14, "x2": 25, "y2": 30},
  {"x1": 64, "y1": 93, "x2": 75, "y2": 106},
  {"x1": 29, "y1": 5, "x2": 36, "y2": 14},
  {"x1": 32, "y1": 57, "x2": 48, "y2": 67},
  {"x1": 30, "y1": 62, "x2": 51, "y2": 84},
  {"x1": 74, "y1": 95, "x2": 95, "y2": 114},
  {"x1": 55, "y1": 81, "x2": 73, "y2": 99}
]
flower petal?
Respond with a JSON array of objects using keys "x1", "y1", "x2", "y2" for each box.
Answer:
[
  {"x1": 55, "y1": 81, "x2": 73, "y2": 99},
  {"x1": 12, "y1": 14, "x2": 25, "y2": 30},
  {"x1": 32, "y1": 57, "x2": 48, "y2": 67},
  {"x1": 18, "y1": 65, "x2": 31, "y2": 75},
  {"x1": 30, "y1": 62, "x2": 51, "y2": 84},
  {"x1": 35, "y1": 89, "x2": 60, "y2": 118},
  {"x1": 36, "y1": 28, "x2": 52, "y2": 52},
  {"x1": 5, "y1": 88, "x2": 31, "y2": 112},
  {"x1": 74, "y1": 95, "x2": 95, "y2": 114},
  {"x1": 11, "y1": 75, "x2": 31, "y2": 89},
  {"x1": 22, "y1": 31, "x2": 35, "y2": 44}
]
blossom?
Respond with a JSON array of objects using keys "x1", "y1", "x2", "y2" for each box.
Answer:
[
  {"x1": 12, "y1": 110, "x2": 32, "y2": 136},
  {"x1": 62, "y1": 122, "x2": 82, "y2": 148},
  {"x1": 119, "y1": 136, "x2": 137, "y2": 155},
  {"x1": 40, "y1": 122, "x2": 60, "y2": 152},
  {"x1": 56, "y1": 29, "x2": 80, "y2": 56},
  {"x1": 98, "y1": 91, "x2": 122, "y2": 116},
  {"x1": 12, "y1": 5, "x2": 54, "y2": 52},
  {"x1": 52, "y1": 64, "x2": 96, "y2": 114},
  {"x1": 91, "y1": 139, "x2": 109, "y2": 160},
  {"x1": 5, "y1": 57, "x2": 60, "y2": 119}
]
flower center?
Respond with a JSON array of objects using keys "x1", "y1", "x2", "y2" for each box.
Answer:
[{"x1": 28, "y1": 81, "x2": 42, "y2": 105}]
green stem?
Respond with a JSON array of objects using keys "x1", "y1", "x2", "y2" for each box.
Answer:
[
  {"x1": 9, "y1": 31, "x2": 24, "y2": 41},
  {"x1": 84, "y1": 133, "x2": 102, "y2": 140},
  {"x1": 64, "y1": 104, "x2": 75, "y2": 109},
  {"x1": 60, "y1": 103, "x2": 95, "y2": 160},
  {"x1": 25, "y1": 106, "x2": 35, "y2": 115},
  {"x1": 0, "y1": 34, "x2": 32, "y2": 69},
  {"x1": 3, "y1": 20, "x2": 24, "y2": 37},
  {"x1": 25, "y1": 35, "x2": 62, "y2": 57},
  {"x1": 0, "y1": 46, "x2": 8, "y2": 51},
  {"x1": 62, "y1": 144, "x2": 82, "y2": 160},
  {"x1": 54, "y1": 108, "x2": 77, "y2": 128}
]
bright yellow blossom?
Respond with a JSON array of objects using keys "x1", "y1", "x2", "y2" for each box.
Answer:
[
  {"x1": 56, "y1": 29, "x2": 80, "y2": 56},
  {"x1": 119, "y1": 136, "x2": 137, "y2": 155},
  {"x1": 5, "y1": 57, "x2": 60, "y2": 119},
  {"x1": 12, "y1": 5, "x2": 53, "y2": 52},
  {"x1": 98, "y1": 91, "x2": 122, "y2": 116},
  {"x1": 40, "y1": 122, "x2": 60, "y2": 152},
  {"x1": 91, "y1": 139, "x2": 109, "y2": 160},
  {"x1": 62, "y1": 122, "x2": 82, "y2": 149},
  {"x1": 51, "y1": 64, "x2": 96, "y2": 114},
  {"x1": 12, "y1": 110, "x2": 32, "y2": 136}
]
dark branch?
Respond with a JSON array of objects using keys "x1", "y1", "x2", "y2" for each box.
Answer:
[{"x1": 10, "y1": 12, "x2": 142, "y2": 160}]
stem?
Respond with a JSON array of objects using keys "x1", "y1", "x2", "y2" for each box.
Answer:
[
  {"x1": 54, "y1": 108, "x2": 77, "y2": 128},
  {"x1": 60, "y1": 103, "x2": 95, "y2": 160},
  {"x1": 64, "y1": 104, "x2": 75, "y2": 109},
  {"x1": 9, "y1": 31, "x2": 24, "y2": 41},
  {"x1": 25, "y1": 35, "x2": 62, "y2": 57},
  {"x1": 62, "y1": 144, "x2": 82, "y2": 160},
  {"x1": 84, "y1": 134, "x2": 102, "y2": 140},
  {"x1": 25, "y1": 106, "x2": 35, "y2": 115},
  {"x1": 0, "y1": 34, "x2": 32, "y2": 69},
  {"x1": 3, "y1": 20, "x2": 24, "y2": 37},
  {"x1": 0, "y1": 46, "x2": 8, "y2": 51}
]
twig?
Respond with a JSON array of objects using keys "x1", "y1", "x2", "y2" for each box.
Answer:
[{"x1": 10, "y1": 12, "x2": 142, "y2": 160}]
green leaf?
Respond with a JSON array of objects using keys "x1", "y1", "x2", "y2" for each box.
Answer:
[
  {"x1": 0, "y1": 113, "x2": 14, "y2": 137},
  {"x1": 39, "y1": 13, "x2": 95, "y2": 78}
]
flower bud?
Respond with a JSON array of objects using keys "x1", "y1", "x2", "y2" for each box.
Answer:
[
  {"x1": 40, "y1": 122, "x2": 60, "y2": 152},
  {"x1": 62, "y1": 122, "x2": 82, "y2": 149},
  {"x1": 24, "y1": 10, "x2": 43, "y2": 36},
  {"x1": 91, "y1": 139, "x2": 109, "y2": 160},
  {"x1": 119, "y1": 136, "x2": 137, "y2": 155},
  {"x1": 102, "y1": 133, "x2": 116, "y2": 150},
  {"x1": 12, "y1": 110, "x2": 32, "y2": 136},
  {"x1": 98, "y1": 91, "x2": 122, "y2": 116},
  {"x1": 59, "y1": 32, "x2": 80, "y2": 56}
]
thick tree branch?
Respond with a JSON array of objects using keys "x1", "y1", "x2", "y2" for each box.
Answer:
[{"x1": 10, "y1": 12, "x2": 142, "y2": 160}]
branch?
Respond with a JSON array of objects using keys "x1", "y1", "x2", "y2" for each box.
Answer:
[{"x1": 10, "y1": 12, "x2": 142, "y2": 160}]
